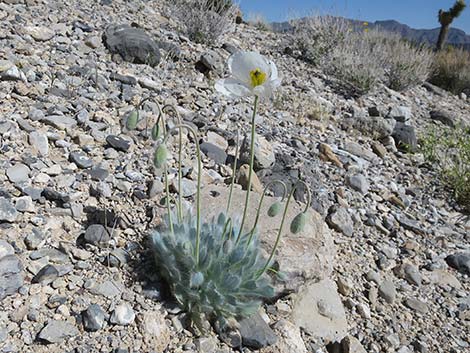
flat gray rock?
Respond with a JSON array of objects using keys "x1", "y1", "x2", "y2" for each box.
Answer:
[
  {"x1": 42, "y1": 115, "x2": 77, "y2": 130},
  {"x1": 0, "y1": 255, "x2": 24, "y2": 299},
  {"x1": 38, "y1": 320, "x2": 79, "y2": 343},
  {"x1": 238, "y1": 312, "x2": 277, "y2": 349},
  {"x1": 291, "y1": 279, "x2": 348, "y2": 343},
  {"x1": 70, "y1": 151, "x2": 93, "y2": 169},
  {"x1": 103, "y1": 24, "x2": 161, "y2": 67},
  {"x1": 0, "y1": 197, "x2": 18, "y2": 222},
  {"x1": 6, "y1": 163, "x2": 30, "y2": 183}
]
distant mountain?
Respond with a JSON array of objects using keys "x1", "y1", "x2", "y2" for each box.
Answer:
[{"x1": 272, "y1": 18, "x2": 470, "y2": 50}]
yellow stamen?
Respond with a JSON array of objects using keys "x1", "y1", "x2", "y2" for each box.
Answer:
[{"x1": 250, "y1": 68, "x2": 267, "y2": 87}]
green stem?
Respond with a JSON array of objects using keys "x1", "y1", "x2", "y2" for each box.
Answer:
[
  {"x1": 237, "y1": 95, "x2": 259, "y2": 240},
  {"x1": 257, "y1": 180, "x2": 311, "y2": 278},
  {"x1": 226, "y1": 130, "x2": 240, "y2": 214},
  {"x1": 247, "y1": 180, "x2": 287, "y2": 248},
  {"x1": 162, "y1": 105, "x2": 183, "y2": 221},
  {"x1": 137, "y1": 97, "x2": 152, "y2": 139},
  {"x1": 163, "y1": 124, "x2": 202, "y2": 265},
  {"x1": 220, "y1": 218, "x2": 233, "y2": 243},
  {"x1": 164, "y1": 165, "x2": 174, "y2": 235}
]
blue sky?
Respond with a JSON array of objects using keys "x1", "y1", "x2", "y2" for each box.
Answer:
[{"x1": 239, "y1": 0, "x2": 470, "y2": 33}]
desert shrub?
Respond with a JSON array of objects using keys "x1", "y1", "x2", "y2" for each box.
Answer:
[
  {"x1": 290, "y1": 15, "x2": 348, "y2": 65},
  {"x1": 421, "y1": 125, "x2": 470, "y2": 212},
  {"x1": 429, "y1": 47, "x2": 470, "y2": 94},
  {"x1": 168, "y1": 0, "x2": 238, "y2": 44},
  {"x1": 321, "y1": 29, "x2": 387, "y2": 94},
  {"x1": 247, "y1": 13, "x2": 271, "y2": 31},
  {"x1": 290, "y1": 16, "x2": 433, "y2": 94},
  {"x1": 384, "y1": 39, "x2": 434, "y2": 91}
]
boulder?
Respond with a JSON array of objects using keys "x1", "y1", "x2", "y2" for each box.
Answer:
[
  {"x1": 291, "y1": 279, "x2": 348, "y2": 344},
  {"x1": 103, "y1": 24, "x2": 161, "y2": 67}
]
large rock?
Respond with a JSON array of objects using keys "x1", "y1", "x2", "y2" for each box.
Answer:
[
  {"x1": 0, "y1": 197, "x2": 18, "y2": 222},
  {"x1": 326, "y1": 206, "x2": 354, "y2": 237},
  {"x1": 392, "y1": 123, "x2": 417, "y2": 152},
  {"x1": 199, "y1": 185, "x2": 335, "y2": 293},
  {"x1": 352, "y1": 116, "x2": 396, "y2": 140},
  {"x1": 0, "y1": 254, "x2": 24, "y2": 300},
  {"x1": 24, "y1": 26, "x2": 55, "y2": 41},
  {"x1": 430, "y1": 109, "x2": 456, "y2": 127},
  {"x1": 387, "y1": 106, "x2": 412, "y2": 123},
  {"x1": 103, "y1": 24, "x2": 161, "y2": 67},
  {"x1": 445, "y1": 252, "x2": 470, "y2": 275},
  {"x1": 240, "y1": 134, "x2": 275, "y2": 171},
  {"x1": 138, "y1": 310, "x2": 171, "y2": 352},
  {"x1": 239, "y1": 312, "x2": 277, "y2": 349},
  {"x1": 38, "y1": 320, "x2": 79, "y2": 343},
  {"x1": 261, "y1": 319, "x2": 307, "y2": 353},
  {"x1": 291, "y1": 279, "x2": 348, "y2": 344}
]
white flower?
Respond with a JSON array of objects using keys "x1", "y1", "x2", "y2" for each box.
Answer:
[{"x1": 215, "y1": 51, "x2": 280, "y2": 99}]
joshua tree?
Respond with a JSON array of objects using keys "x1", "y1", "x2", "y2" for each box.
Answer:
[{"x1": 436, "y1": 0, "x2": 466, "y2": 50}]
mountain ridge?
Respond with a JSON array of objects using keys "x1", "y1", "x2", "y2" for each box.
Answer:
[{"x1": 272, "y1": 17, "x2": 470, "y2": 50}]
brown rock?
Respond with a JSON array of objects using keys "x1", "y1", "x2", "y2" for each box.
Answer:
[
  {"x1": 371, "y1": 141, "x2": 387, "y2": 158},
  {"x1": 238, "y1": 164, "x2": 263, "y2": 193},
  {"x1": 319, "y1": 143, "x2": 343, "y2": 168}
]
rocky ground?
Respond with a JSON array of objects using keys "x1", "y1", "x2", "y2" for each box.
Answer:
[{"x1": 0, "y1": 0, "x2": 469, "y2": 352}]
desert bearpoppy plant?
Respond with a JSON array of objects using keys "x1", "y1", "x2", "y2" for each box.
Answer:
[{"x1": 149, "y1": 51, "x2": 311, "y2": 331}]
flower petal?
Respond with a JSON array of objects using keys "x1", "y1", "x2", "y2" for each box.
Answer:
[
  {"x1": 269, "y1": 60, "x2": 278, "y2": 81},
  {"x1": 215, "y1": 78, "x2": 253, "y2": 98},
  {"x1": 228, "y1": 51, "x2": 270, "y2": 86},
  {"x1": 253, "y1": 83, "x2": 272, "y2": 98}
]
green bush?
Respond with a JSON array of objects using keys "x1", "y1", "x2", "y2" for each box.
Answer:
[
  {"x1": 151, "y1": 211, "x2": 274, "y2": 329},
  {"x1": 429, "y1": 47, "x2": 470, "y2": 94},
  {"x1": 421, "y1": 125, "x2": 470, "y2": 212}
]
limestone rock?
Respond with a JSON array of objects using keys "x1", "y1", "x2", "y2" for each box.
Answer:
[{"x1": 291, "y1": 279, "x2": 348, "y2": 344}]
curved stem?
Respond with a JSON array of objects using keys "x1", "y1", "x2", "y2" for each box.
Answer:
[
  {"x1": 257, "y1": 180, "x2": 311, "y2": 278},
  {"x1": 237, "y1": 95, "x2": 259, "y2": 239},
  {"x1": 298, "y1": 180, "x2": 312, "y2": 213},
  {"x1": 137, "y1": 97, "x2": 154, "y2": 138},
  {"x1": 162, "y1": 105, "x2": 183, "y2": 221},
  {"x1": 163, "y1": 164, "x2": 174, "y2": 235},
  {"x1": 163, "y1": 124, "x2": 202, "y2": 265},
  {"x1": 220, "y1": 218, "x2": 233, "y2": 243},
  {"x1": 226, "y1": 129, "x2": 240, "y2": 214},
  {"x1": 247, "y1": 180, "x2": 287, "y2": 248}
]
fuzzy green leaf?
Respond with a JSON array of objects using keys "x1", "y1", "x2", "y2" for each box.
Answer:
[{"x1": 190, "y1": 272, "x2": 204, "y2": 288}]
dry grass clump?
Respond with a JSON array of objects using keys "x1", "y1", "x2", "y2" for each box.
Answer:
[
  {"x1": 290, "y1": 16, "x2": 434, "y2": 95},
  {"x1": 384, "y1": 38, "x2": 434, "y2": 91},
  {"x1": 429, "y1": 47, "x2": 470, "y2": 95},
  {"x1": 247, "y1": 13, "x2": 272, "y2": 31},
  {"x1": 167, "y1": 0, "x2": 238, "y2": 44}
]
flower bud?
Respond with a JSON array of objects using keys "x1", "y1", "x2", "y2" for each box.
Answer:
[
  {"x1": 267, "y1": 202, "x2": 282, "y2": 217},
  {"x1": 153, "y1": 143, "x2": 168, "y2": 169},
  {"x1": 126, "y1": 110, "x2": 139, "y2": 130},
  {"x1": 290, "y1": 212, "x2": 308, "y2": 234}
]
